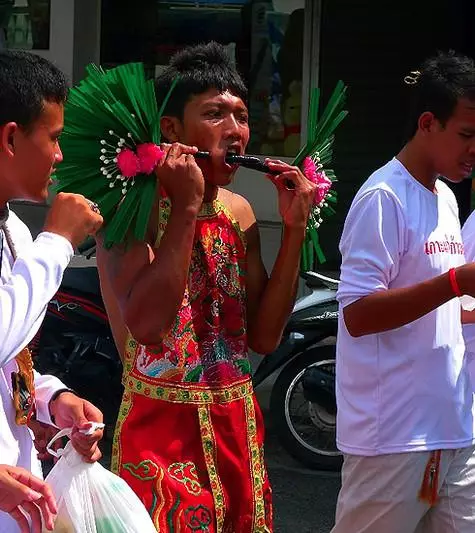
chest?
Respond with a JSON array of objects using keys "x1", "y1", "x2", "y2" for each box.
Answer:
[
  {"x1": 397, "y1": 192, "x2": 464, "y2": 283},
  {"x1": 187, "y1": 216, "x2": 247, "y2": 297}
]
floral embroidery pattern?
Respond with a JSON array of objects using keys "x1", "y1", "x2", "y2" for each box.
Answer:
[
  {"x1": 168, "y1": 462, "x2": 203, "y2": 496},
  {"x1": 185, "y1": 504, "x2": 213, "y2": 531},
  {"x1": 126, "y1": 199, "x2": 251, "y2": 389}
]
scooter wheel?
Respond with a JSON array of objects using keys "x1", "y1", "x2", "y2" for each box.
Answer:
[{"x1": 270, "y1": 345, "x2": 342, "y2": 471}]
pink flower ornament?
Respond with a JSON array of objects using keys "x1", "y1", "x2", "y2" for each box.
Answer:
[
  {"x1": 116, "y1": 148, "x2": 140, "y2": 178},
  {"x1": 137, "y1": 143, "x2": 166, "y2": 175},
  {"x1": 303, "y1": 156, "x2": 332, "y2": 205},
  {"x1": 116, "y1": 143, "x2": 166, "y2": 179}
]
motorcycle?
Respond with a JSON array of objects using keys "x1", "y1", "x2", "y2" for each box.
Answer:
[
  {"x1": 31, "y1": 238, "x2": 123, "y2": 440},
  {"x1": 252, "y1": 271, "x2": 341, "y2": 471}
]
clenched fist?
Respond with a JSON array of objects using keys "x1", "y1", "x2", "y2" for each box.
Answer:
[
  {"x1": 43, "y1": 193, "x2": 103, "y2": 248},
  {"x1": 155, "y1": 143, "x2": 205, "y2": 211}
]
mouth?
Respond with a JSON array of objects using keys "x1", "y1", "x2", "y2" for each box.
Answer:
[
  {"x1": 225, "y1": 145, "x2": 243, "y2": 157},
  {"x1": 461, "y1": 162, "x2": 474, "y2": 174},
  {"x1": 224, "y1": 145, "x2": 242, "y2": 170}
]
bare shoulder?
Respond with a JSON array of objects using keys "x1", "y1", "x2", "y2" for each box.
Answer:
[{"x1": 218, "y1": 188, "x2": 256, "y2": 232}]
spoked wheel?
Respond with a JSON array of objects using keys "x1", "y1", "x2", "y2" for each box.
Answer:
[{"x1": 270, "y1": 345, "x2": 342, "y2": 471}]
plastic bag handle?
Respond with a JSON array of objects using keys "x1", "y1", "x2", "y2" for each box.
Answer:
[
  {"x1": 46, "y1": 422, "x2": 105, "y2": 458},
  {"x1": 46, "y1": 427, "x2": 72, "y2": 458}
]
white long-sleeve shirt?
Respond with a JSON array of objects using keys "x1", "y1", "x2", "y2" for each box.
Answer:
[{"x1": 0, "y1": 207, "x2": 73, "y2": 533}]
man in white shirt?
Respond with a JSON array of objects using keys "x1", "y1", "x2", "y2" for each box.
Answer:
[
  {"x1": 332, "y1": 51, "x2": 475, "y2": 533},
  {"x1": 0, "y1": 50, "x2": 104, "y2": 532}
]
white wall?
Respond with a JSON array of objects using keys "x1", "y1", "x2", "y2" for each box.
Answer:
[{"x1": 31, "y1": 0, "x2": 75, "y2": 82}]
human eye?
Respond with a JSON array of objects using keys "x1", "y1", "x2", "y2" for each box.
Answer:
[{"x1": 204, "y1": 108, "x2": 222, "y2": 119}]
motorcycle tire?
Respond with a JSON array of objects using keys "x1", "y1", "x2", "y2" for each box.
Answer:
[{"x1": 270, "y1": 344, "x2": 342, "y2": 471}]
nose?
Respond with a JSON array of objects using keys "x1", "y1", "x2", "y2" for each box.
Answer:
[
  {"x1": 223, "y1": 113, "x2": 243, "y2": 140},
  {"x1": 55, "y1": 144, "x2": 63, "y2": 164}
]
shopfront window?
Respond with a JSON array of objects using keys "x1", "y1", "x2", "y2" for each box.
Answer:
[
  {"x1": 101, "y1": 0, "x2": 307, "y2": 157},
  {"x1": 0, "y1": 0, "x2": 50, "y2": 50}
]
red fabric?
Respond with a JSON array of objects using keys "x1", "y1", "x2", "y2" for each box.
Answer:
[
  {"x1": 130, "y1": 201, "x2": 250, "y2": 385},
  {"x1": 114, "y1": 387, "x2": 272, "y2": 532},
  {"x1": 113, "y1": 200, "x2": 273, "y2": 532}
]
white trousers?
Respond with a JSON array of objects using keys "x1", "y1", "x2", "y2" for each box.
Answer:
[{"x1": 331, "y1": 446, "x2": 475, "y2": 533}]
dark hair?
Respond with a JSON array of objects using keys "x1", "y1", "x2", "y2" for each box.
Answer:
[
  {"x1": 406, "y1": 50, "x2": 475, "y2": 139},
  {"x1": 0, "y1": 50, "x2": 67, "y2": 130},
  {"x1": 155, "y1": 41, "x2": 248, "y2": 120}
]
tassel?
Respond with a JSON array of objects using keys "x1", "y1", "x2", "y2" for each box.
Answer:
[{"x1": 418, "y1": 450, "x2": 441, "y2": 507}]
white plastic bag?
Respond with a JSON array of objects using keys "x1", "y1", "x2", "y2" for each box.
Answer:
[{"x1": 43, "y1": 426, "x2": 157, "y2": 533}]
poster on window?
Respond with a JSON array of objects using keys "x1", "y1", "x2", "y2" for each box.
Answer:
[{"x1": 0, "y1": 0, "x2": 50, "y2": 50}]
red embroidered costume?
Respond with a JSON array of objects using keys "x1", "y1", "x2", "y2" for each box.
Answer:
[{"x1": 111, "y1": 198, "x2": 272, "y2": 532}]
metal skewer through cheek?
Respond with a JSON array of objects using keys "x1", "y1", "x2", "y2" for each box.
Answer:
[{"x1": 194, "y1": 151, "x2": 296, "y2": 190}]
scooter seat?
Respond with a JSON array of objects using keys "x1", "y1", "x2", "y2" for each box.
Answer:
[
  {"x1": 301, "y1": 271, "x2": 340, "y2": 290},
  {"x1": 61, "y1": 267, "x2": 102, "y2": 297}
]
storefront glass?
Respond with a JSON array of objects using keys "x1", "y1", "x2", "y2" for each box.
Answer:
[
  {"x1": 0, "y1": 0, "x2": 50, "y2": 50},
  {"x1": 101, "y1": 0, "x2": 306, "y2": 156}
]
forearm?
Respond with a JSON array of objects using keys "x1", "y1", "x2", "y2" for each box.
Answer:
[
  {"x1": 250, "y1": 226, "x2": 304, "y2": 353},
  {"x1": 344, "y1": 270, "x2": 456, "y2": 337},
  {"x1": 462, "y1": 308, "x2": 475, "y2": 324},
  {"x1": 125, "y1": 206, "x2": 198, "y2": 343}
]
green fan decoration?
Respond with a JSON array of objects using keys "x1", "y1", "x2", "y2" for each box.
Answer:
[
  {"x1": 55, "y1": 60, "x2": 347, "y2": 265},
  {"x1": 293, "y1": 81, "x2": 348, "y2": 272},
  {"x1": 55, "y1": 62, "x2": 177, "y2": 248}
]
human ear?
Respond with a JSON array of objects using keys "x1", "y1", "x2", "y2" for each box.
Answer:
[
  {"x1": 160, "y1": 116, "x2": 183, "y2": 143},
  {"x1": 0, "y1": 122, "x2": 18, "y2": 157},
  {"x1": 418, "y1": 111, "x2": 437, "y2": 134}
]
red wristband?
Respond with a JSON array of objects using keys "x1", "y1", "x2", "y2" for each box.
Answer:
[{"x1": 449, "y1": 267, "x2": 462, "y2": 297}]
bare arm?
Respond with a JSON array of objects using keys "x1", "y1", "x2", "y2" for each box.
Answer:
[
  {"x1": 233, "y1": 159, "x2": 314, "y2": 354},
  {"x1": 462, "y1": 308, "x2": 475, "y2": 324},
  {"x1": 245, "y1": 218, "x2": 304, "y2": 354},
  {"x1": 96, "y1": 204, "x2": 199, "y2": 346},
  {"x1": 343, "y1": 271, "x2": 456, "y2": 337},
  {"x1": 96, "y1": 254, "x2": 128, "y2": 359},
  {"x1": 96, "y1": 143, "x2": 204, "y2": 346}
]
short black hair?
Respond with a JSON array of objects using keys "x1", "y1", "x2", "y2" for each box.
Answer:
[
  {"x1": 0, "y1": 50, "x2": 67, "y2": 130},
  {"x1": 406, "y1": 50, "x2": 475, "y2": 139},
  {"x1": 155, "y1": 41, "x2": 248, "y2": 120}
]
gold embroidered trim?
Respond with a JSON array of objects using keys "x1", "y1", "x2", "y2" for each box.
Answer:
[
  {"x1": 111, "y1": 390, "x2": 133, "y2": 474},
  {"x1": 155, "y1": 195, "x2": 246, "y2": 250},
  {"x1": 244, "y1": 394, "x2": 270, "y2": 533},
  {"x1": 198, "y1": 404, "x2": 225, "y2": 533},
  {"x1": 124, "y1": 373, "x2": 253, "y2": 404}
]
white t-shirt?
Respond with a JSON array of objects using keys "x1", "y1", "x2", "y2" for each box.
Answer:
[
  {"x1": 461, "y1": 210, "x2": 475, "y2": 390},
  {"x1": 336, "y1": 158, "x2": 474, "y2": 456}
]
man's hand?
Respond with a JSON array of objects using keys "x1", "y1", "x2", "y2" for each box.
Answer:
[
  {"x1": 44, "y1": 192, "x2": 103, "y2": 248},
  {"x1": 265, "y1": 159, "x2": 316, "y2": 230},
  {"x1": 155, "y1": 143, "x2": 205, "y2": 211},
  {"x1": 0, "y1": 464, "x2": 57, "y2": 533},
  {"x1": 49, "y1": 392, "x2": 104, "y2": 463}
]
